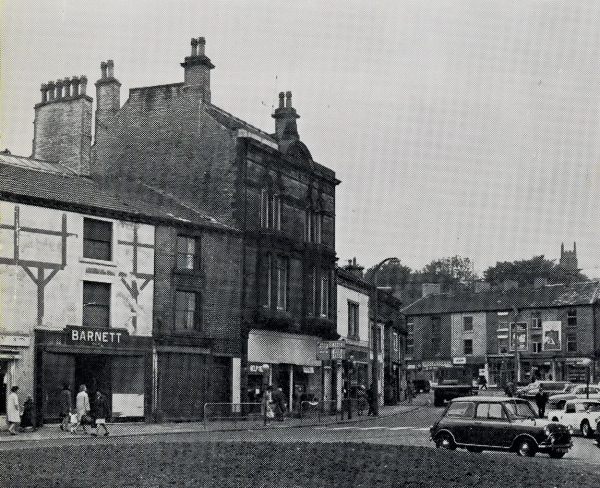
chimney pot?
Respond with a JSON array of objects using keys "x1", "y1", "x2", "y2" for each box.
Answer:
[
  {"x1": 285, "y1": 91, "x2": 292, "y2": 108},
  {"x1": 55, "y1": 79, "x2": 64, "y2": 99},
  {"x1": 107, "y1": 60, "x2": 114, "y2": 78},
  {"x1": 63, "y1": 77, "x2": 72, "y2": 97},
  {"x1": 278, "y1": 92, "x2": 285, "y2": 108},
  {"x1": 47, "y1": 81, "x2": 55, "y2": 100},
  {"x1": 198, "y1": 37, "x2": 206, "y2": 55},
  {"x1": 71, "y1": 76, "x2": 80, "y2": 96},
  {"x1": 40, "y1": 83, "x2": 48, "y2": 103},
  {"x1": 101, "y1": 61, "x2": 107, "y2": 79},
  {"x1": 80, "y1": 75, "x2": 88, "y2": 95},
  {"x1": 191, "y1": 38, "x2": 198, "y2": 56}
]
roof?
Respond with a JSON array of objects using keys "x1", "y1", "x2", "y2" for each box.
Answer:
[
  {"x1": 0, "y1": 155, "x2": 235, "y2": 231},
  {"x1": 204, "y1": 102, "x2": 277, "y2": 143},
  {"x1": 401, "y1": 281, "x2": 600, "y2": 316}
]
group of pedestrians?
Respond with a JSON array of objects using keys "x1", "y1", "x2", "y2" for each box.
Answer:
[
  {"x1": 262, "y1": 385, "x2": 287, "y2": 424},
  {"x1": 60, "y1": 384, "x2": 110, "y2": 436},
  {"x1": 6, "y1": 386, "x2": 36, "y2": 435}
]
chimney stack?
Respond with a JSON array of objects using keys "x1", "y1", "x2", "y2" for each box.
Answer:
[
  {"x1": 181, "y1": 36, "x2": 214, "y2": 102},
  {"x1": 272, "y1": 90, "x2": 300, "y2": 141},
  {"x1": 33, "y1": 74, "x2": 93, "y2": 174}
]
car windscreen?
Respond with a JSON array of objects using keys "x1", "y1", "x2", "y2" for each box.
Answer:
[
  {"x1": 445, "y1": 401, "x2": 475, "y2": 418},
  {"x1": 504, "y1": 400, "x2": 537, "y2": 419}
]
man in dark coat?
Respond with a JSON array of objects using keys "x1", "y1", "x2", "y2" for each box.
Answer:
[
  {"x1": 273, "y1": 387, "x2": 287, "y2": 421},
  {"x1": 60, "y1": 383, "x2": 72, "y2": 431},
  {"x1": 535, "y1": 386, "x2": 548, "y2": 419}
]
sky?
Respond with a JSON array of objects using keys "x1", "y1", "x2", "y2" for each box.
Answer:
[{"x1": 1, "y1": 0, "x2": 599, "y2": 278}]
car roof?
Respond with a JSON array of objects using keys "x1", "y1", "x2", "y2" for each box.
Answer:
[
  {"x1": 451, "y1": 396, "x2": 526, "y2": 402},
  {"x1": 565, "y1": 398, "x2": 600, "y2": 404}
]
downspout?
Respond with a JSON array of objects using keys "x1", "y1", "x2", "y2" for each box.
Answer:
[{"x1": 239, "y1": 138, "x2": 250, "y2": 405}]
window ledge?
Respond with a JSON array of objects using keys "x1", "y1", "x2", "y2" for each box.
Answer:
[{"x1": 80, "y1": 258, "x2": 117, "y2": 267}]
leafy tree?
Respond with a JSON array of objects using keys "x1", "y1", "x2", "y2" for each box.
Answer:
[
  {"x1": 364, "y1": 260, "x2": 412, "y2": 291},
  {"x1": 483, "y1": 255, "x2": 588, "y2": 287}
]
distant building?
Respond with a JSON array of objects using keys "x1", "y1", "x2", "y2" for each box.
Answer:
[{"x1": 560, "y1": 242, "x2": 578, "y2": 273}]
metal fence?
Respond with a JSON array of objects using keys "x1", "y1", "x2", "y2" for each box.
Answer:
[{"x1": 203, "y1": 402, "x2": 264, "y2": 428}]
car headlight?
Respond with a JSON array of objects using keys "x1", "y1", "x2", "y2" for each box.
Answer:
[{"x1": 544, "y1": 425, "x2": 551, "y2": 436}]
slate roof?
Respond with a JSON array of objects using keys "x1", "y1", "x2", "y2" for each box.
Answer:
[
  {"x1": 0, "y1": 154, "x2": 235, "y2": 231},
  {"x1": 204, "y1": 102, "x2": 277, "y2": 144},
  {"x1": 401, "y1": 281, "x2": 600, "y2": 316}
]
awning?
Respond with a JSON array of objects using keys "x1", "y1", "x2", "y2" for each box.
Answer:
[{"x1": 248, "y1": 329, "x2": 321, "y2": 366}]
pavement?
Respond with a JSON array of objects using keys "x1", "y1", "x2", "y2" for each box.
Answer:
[{"x1": 0, "y1": 396, "x2": 430, "y2": 444}]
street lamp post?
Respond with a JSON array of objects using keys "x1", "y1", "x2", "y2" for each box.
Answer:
[{"x1": 370, "y1": 257, "x2": 399, "y2": 416}]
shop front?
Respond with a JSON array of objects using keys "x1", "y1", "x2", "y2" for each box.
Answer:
[
  {"x1": 35, "y1": 327, "x2": 152, "y2": 425},
  {"x1": 0, "y1": 333, "x2": 30, "y2": 429},
  {"x1": 248, "y1": 329, "x2": 322, "y2": 414}
]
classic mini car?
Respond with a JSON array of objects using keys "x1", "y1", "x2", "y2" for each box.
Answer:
[
  {"x1": 547, "y1": 384, "x2": 600, "y2": 409},
  {"x1": 516, "y1": 381, "x2": 572, "y2": 400},
  {"x1": 546, "y1": 399, "x2": 600, "y2": 437},
  {"x1": 430, "y1": 396, "x2": 572, "y2": 458}
]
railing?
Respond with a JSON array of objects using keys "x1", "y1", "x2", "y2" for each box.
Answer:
[{"x1": 202, "y1": 402, "x2": 264, "y2": 429}]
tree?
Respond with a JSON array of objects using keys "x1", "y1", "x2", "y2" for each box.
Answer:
[
  {"x1": 483, "y1": 255, "x2": 588, "y2": 287},
  {"x1": 364, "y1": 260, "x2": 412, "y2": 292}
]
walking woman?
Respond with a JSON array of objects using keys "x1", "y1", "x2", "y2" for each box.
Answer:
[{"x1": 7, "y1": 386, "x2": 20, "y2": 435}]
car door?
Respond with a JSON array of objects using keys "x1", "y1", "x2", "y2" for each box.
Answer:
[
  {"x1": 444, "y1": 401, "x2": 476, "y2": 444},
  {"x1": 472, "y1": 402, "x2": 511, "y2": 448},
  {"x1": 559, "y1": 401, "x2": 578, "y2": 427}
]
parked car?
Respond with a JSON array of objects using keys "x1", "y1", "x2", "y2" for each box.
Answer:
[
  {"x1": 547, "y1": 384, "x2": 600, "y2": 409},
  {"x1": 430, "y1": 395, "x2": 572, "y2": 458},
  {"x1": 516, "y1": 381, "x2": 572, "y2": 400},
  {"x1": 431, "y1": 379, "x2": 477, "y2": 407},
  {"x1": 413, "y1": 379, "x2": 431, "y2": 393},
  {"x1": 546, "y1": 399, "x2": 600, "y2": 437}
]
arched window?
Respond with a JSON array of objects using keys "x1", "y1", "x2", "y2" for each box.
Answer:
[{"x1": 260, "y1": 187, "x2": 281, "y2": 230}]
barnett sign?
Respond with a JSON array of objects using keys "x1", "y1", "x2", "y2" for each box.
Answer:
[{"x1": 65, "y1": 326, "x2": 130, "y2": 346}]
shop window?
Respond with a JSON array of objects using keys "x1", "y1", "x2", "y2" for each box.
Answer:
[
  {"x1": 83, "y1": 218, "x2": 112, "y2": 261},
  {"x1": 83, "y1": 281, "x2": 110, "y2": 328},
  {"x1": 567, "y1": 309, "x2": 577, "y2": 328},
  {"x1": 463, "y1": 316, "x2": 473, "y2": 331},
  {"x1": 567, "y1": 332, "x2": 577, "y2": 352},
  {"x1": 348, "y1": 301, "x2": 359, "y2": 339},
  {"x1": 176, "y1": 235, "x2": 199, "y2": 270},
  {"x1": 532, "y1": 337, "x2": 542, "y2": 353},
  {"x1": 464, "y1": 339, "x2": 473, "y2": 355},
  {"x1": 531, "y1": 311, "x2": 542, "y2": 329},
  {"x1": 175, "y1": 290, "x2": 201, "y2": 331}
]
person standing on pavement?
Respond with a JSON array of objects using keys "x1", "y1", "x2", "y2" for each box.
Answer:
[
  {"x1": 19, "y1": 395, "x2": 35, "y2": 432},
  {"x1": 273, "y1": 387, "x2": 286, "y2": 421},
  {"x1": 366, "y1": 382, "x2": 375, "y2": 416},
  {"x1": 262, "y1": 385, "x2": 274, "y2": 425},
  {"x1": 60, "y1": 383, "x2": 72, "y2": 431},
  {"x1": 7, "y1": 386, "x2": 20, "y2": 435},
  {"x1": 535, "y1": 386, "x2": 548, "y2": 419},
  {"x1": 90, "y1": 391, "x2": 110, "y2": 437},
  {"x1": 73, "y1": 384, "x2": 91, "y2": 434}
]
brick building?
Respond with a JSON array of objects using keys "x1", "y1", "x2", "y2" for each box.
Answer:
[
  {"x1": 89, "y1": 38, "x2": 339, "y2": 413},
  {"x1": 402, "y1": 281, "x2": 600, "y2": 387}
]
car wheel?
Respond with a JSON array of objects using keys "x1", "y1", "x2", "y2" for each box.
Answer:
[
  {"x1": 435, "y1": 432, "x2": 456, "y2": 450},
  {"x1": 516, "y1": 438, "x2": 536, "y2": 457},
  {"x1": 581, "y1": 420, "x2": 592, "y2": 438},
  {"x1": 548, "y1": 449, "x2": 566, "y2": 459}
]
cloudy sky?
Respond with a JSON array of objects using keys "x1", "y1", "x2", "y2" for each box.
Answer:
[{"x1": 1, "y1": 0, "x2": 599, "y2": 277}]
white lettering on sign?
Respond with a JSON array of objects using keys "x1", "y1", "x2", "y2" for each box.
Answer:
[{"x1": 71, "y1": 329, "x2": 122, "y2": 344}]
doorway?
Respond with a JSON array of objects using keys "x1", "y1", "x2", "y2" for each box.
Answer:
[
  {"x1": 0, "y1": 361, "x2": 8, "y2": 415},
  {"x1": 74, "y1": 355, "x2": 111, "y2": 400}
]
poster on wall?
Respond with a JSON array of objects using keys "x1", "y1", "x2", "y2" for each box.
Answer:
[
  {"x1": 509, "y1": 322, "x2": 528, "y2": 351},
  {"x1": 542, "y1": 321, "x2": 562, "y2": 351}
]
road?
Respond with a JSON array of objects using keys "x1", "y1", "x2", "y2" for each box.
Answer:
[{"x1": 2, "y1": 398, "x2": 599, "y2": 467}]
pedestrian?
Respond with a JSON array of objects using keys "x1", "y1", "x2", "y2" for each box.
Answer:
[
  {"x1": 262, "y1": 385, "x2": 274, "y2": 425},
  {"x1": 60, "y1": 383, "x2": 72, "y2": 431},
  {"x1": 366, "y1": 382, "x2": 375, "y2": 416},
  {"x1": 273, "y1": 386, "x2": 287, "y2": 421},
  {"x1": 406, "y1": 381, "x2": 414, "y2": 404},
  {"x1": 478, "y1": 375, "x2": 488, "y2": 391},
  {"x1": 535, "y1": 386, "x2": 548, "y2": 419},
  {"x1": 7, "y1": 386, "x2": 20, "y2": 435},
  {"x1": 356, "y1": 386, "x2": 367, "y2": 416},
  {"x1": 72, "y1": 384, "x2": 91, "y2": 434},
  {"x1": 19, "y1": 395, "x2": 36, "y2": 432},
  {"x1": 90, "y1": 391, "x2": 110, "y2": 437}
]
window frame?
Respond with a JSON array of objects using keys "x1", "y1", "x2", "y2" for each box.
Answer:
[
  {"x1": 174, "y1": 289, "x2": 201, "y2": 332},
  {"x1": 567, "y1": 309, "x2": 577, "y2": 328},
  {"x1": 83, "y1": 217, "x2": 113, "y2": 262},
  {"x1": 176, "y1": 235, "x2": 199, "y2": 270},
  {"x1": 463, "y1": 316, "x2": 473, "y2": 332},
  {"x1": 464, "y1": 338, "x2": 473, "y2": 355},
  {"x1": 82, "y1": 281, "x2": 111, "y2": 328},
  {"x1": 348, "y1": 300, "x2": 359, "y2": 339}
]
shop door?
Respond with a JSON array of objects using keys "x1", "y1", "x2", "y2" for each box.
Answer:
[
  {"x1": 75, "y1": 355, "x2": 111, "y2": 400},
  {"x1": 0, "y1": 361, "x2": 8, "y2": 415},
  {"x1": 40, "y1": 353, "x2": 75, "y2": 422}
]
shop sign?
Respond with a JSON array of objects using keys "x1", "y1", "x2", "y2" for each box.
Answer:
[
  {"x1": 65, "y1": 326, "x2": 129, "y2": 346},
  {"x1": 453, "y1": 357, "x2": 467, "y2": 365},
  {"x1": 0, "y1": 334, "x2": 30, "y2": 347},
  {"x1": 317, "y1": 340, "x2": 346, "y2": 360},
  {"x1": 303, "y1": 366, "x2": 315, "y2": 374},
  {"x1": 248, "y1": 363, "x2": 270, "y2": 373}
]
